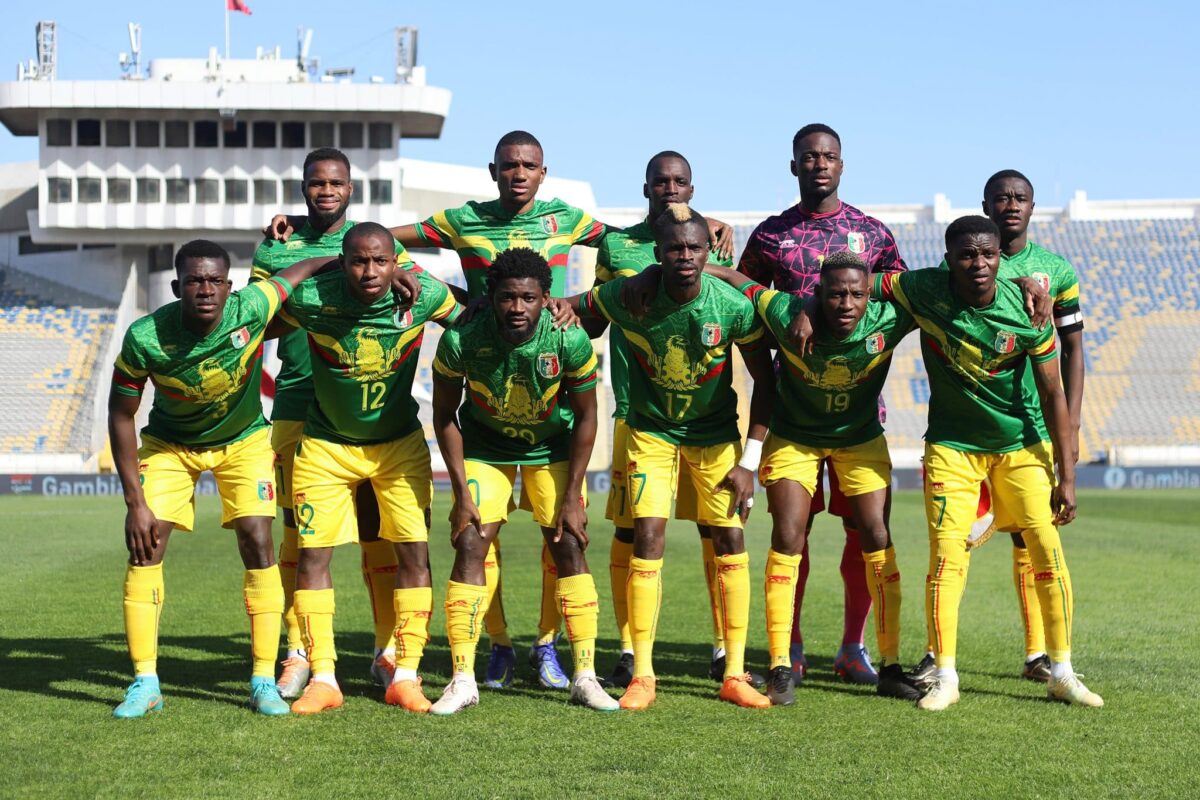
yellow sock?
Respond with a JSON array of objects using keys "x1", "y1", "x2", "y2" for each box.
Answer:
[
  {"x1": 360, "y1": 539, "x2": 399, "y2": 651},
  {"x1": 123, "y1": 563, "x2": 164, "y2": 675},
  {"x1": 1024, "y1": 526, "x2": 1073, "y2": 662},
  {"x1": 536, "y1": 543, "x2": 561, "y2": 645},
  {"x1": 714, "y1": 552, "x2": 750, "y2": 677},
  {"x1": 393, "y1": 586, "x2": 433, "y2": 672},
  {"x1": 444, "y1": 580, "x2": 488, "y2": 675},
  {"x1": 278, "y1": 526, "x2": 303, "y2": 652},
  {"x1": 701, "y1": 537, "x2": 725, "y2": 652},
  {"x1": 295, "y1": 588, "x2": 336, "y2": 675},
  {"x1": 609, "y1": 537, "x2": 634, "y2": 652},
  {"x1": 1013, "y1": 545, "x2": 1046, "y2": 657},
  {"x1": 764, "y1": 549, "x2": 802, "y2": 669},
  {"x1": 627, "y1": 557, "x2": 663, "y2": 678},
  {"x1": 925, "y1": 535, "x2": 968, "y2": 667},
  {"x1": 483, "y1": 539, "x2": 512, "y2": 648},
  {"x1": 863, "y1": 547, "x2": 902, "y2": 666},
  {"x1": 244, "y1": 565, "x2": 284, "y2": 679},
  {"x1": 557, "y1": 573, "x2": 599, "y2": 676}
]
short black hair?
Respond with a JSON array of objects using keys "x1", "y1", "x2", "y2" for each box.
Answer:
[
  {"x1": 646, "y1": 150, "x2": 692, "y2": 182},
  {"x1": 487, "y1": 247, "x2": 551, "y2": 294},
  {"x1": 175, "y1": 239, "x2": 230, "y2": 274},
  {"x1": 343, "y1": 221, "x2": 395, "y2": 252},
  {"x1": 494, "y1": 130, "x2": 543, "y2": 159},
  {"x1": 945, "y1": 215, "x2": 1001, "y2": 249},
  {"x1": 820, "y1": 250, "x2": 869, "y2": 281},
  {"x1": 651, "y1": 203, "x2": 708, "y2": 242},
  {"x1": 983, "y1": 168, "x2": 1034, "y2": 198},
  {"x1": 792, "y1": 123, "x2": 841, "y2": 151},
  {"x1": 303, "y1": 147, "x2": 351, "y2": 177}
]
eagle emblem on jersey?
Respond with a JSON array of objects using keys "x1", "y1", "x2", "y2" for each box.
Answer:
[
  {"x1": 649, "y1": 335, "x2": 707, "y2": 391},
  {"x1": 994, "y1": 331, "x2": 1017, "y2": 355},
  {"x1": 808, "y1": 355, "x2": 868, "y2": 391},
  {"x1": 865, "y1": 332, "x2": 885, "y2": 355},
  {"x1": 495, "y1": 374, "x2": 550, "y2": 426},
  {"x1": 537, "y1": 353, "x2": 560, "y2": 378},
  {"x1": 229, "y1": 327, "x2": 250, "y2": 349},
  {"x1": 506, "y1": 230, "x2": 533, "y2": 251},
  {"x1": 702, "y1": 323, "x2": 722, "y2": 346},
  {"x1": 847, "y1": 232, "x2": 866, "y2": 254},
  {"x1": 345, "y1": 327, "x2": 405, "y2": 381}
]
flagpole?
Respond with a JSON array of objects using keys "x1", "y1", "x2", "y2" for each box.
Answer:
[{"x1": 224, "y1": 1, "x2": 230, "y2": 61}]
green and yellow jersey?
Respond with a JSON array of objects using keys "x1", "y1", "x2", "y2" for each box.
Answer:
[
  {"x1": 432, "y1": 310, "x2": 598, "y2": 465},
  {"x1": 278, "y1": 270, "x2": 458, "y2": 445},
  {"x1": 579, "y1": 274, "x2": 765, "y2": 446},
  {"x1": 595, "y1": 218, "x2": 733, "y2": 420},
  {"x1": 417, "y1": 198, "x2": 608, "y2": 298},
  {"x1": 250, "y1": 219, "x2": 416, "y2": 422},
  {"x1": 740, "y1": 281, "x2": 915, "y2": 447},
  {"x1": 874, "y1": 270, "x2": 1057, "y2": 453},
  {"x1": 112, "y1": 278, "x2": 291, "y2": 448}
]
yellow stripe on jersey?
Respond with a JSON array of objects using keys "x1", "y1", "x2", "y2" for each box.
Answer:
[
  {"x1": 735, "y1": 324, "x2": 766, "y2": 347},
  {"x1": 429, "y1": 290, "x2": 460, "y2": 323},
  {"x1": 430, "y1": 210, "x2": 465, "y2": 250},
  {"x1": 432, "y1": 355, "x2": 462, "y2": 380},
  {"x1": 567, "y1": 352, "x2": 598, "y2": 379},
  {"x1": 1056, "y1": 283, "x2": 1080, "y2": 304},
  {"x1": 115, "y1": 354, "x2": 148, "y2": 379},
  {"x1": 1028, "y1": 336, "x2": 1057, "y2": 359}
]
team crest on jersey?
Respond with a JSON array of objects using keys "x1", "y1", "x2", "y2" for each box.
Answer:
[
  {"x1": 257, "y1": 480, "x2": 275, "y2": 502},
  {"x1": 865, "y1": 332, "x2": 885, "y2": 354},
  {"x1": 702, "y1": 323, "x2": 722, "y2": 346},
  {"x1": 1032, "y1": 272, "x2": 1051, "y2": 291},
  {"x1": 779, "y1": 238, "x2": 797, "y2": 250},
  {"x1": 394, "y1": 308, "x2": 414, "y2": 329},
  {"x1": 847, "y1": 232, "x2": 866, "y2": 254},
  {"x1": 994, "y1": 331, "x2": 1017, "y2": 354},
  {"x1": 229, "y1": 327, "x2": 250, "y2": 349},
  {"x1": 541, "y1": 215, "x2": 559, "y2": 234},
  {"x1": 537, "y1": 353, "x2": 560, "y2": 378}
]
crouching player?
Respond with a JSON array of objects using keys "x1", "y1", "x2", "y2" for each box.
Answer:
[
  {"x1": 696, "y1": 252, "x2": 923, "y2": 704},
  {"x1": 870, "y1": 216, "x2": 1102, "y2": 711},
  {"x1": 570, "y1": 204, "x2": 775, "y2": 710},
  {"x1": 109, "y1": 240, "x2": 330, "y2": 718},
  {"x1": 276, "y1": 222, "x2": 460, "y2": 715},
  {"x1": 430, "y1": 248, "x2": 618, "y2": 714}
]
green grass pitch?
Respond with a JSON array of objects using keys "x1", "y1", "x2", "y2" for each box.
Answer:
[{"x1": 1, "y1": 489, "x2": 1197, "y2": 798}]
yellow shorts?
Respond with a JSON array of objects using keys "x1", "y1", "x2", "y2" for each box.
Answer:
[
  {"x1": 271, "y1": 420, "x2": 305, "y2": 525},
  {"x1": 626, "y1": 427, "x2": 742, "y2": 528},
  {"x1": 291, "y1": 429, "x2": 432, "y2": 548},
  {"x1": 606, "y1": 418, "x2": 639, "y2": 528},
  {"x1": 138, "y1": 427, "x2": 276, "y2": 532},
  {"x1": 759, "y1": 433, "x2": 891, "y2": 498},
  {"x1": 466, "y1": 460, "x2": 586, "y2": 529},
  {"x1": 924, "y1": 441, "x2": 1056, "y2": 541}
]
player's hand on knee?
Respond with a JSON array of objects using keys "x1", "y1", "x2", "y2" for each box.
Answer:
[
  {"x1": 546, "y1": 298, "x2": 580, "y2": 330},
  {"x1": 555, "y1": 497, "x2": 589, "y2": 549},
  {"x1": 125, "y1": 503, "x2": 160, "y2": 566},
  {"x1": 720, "y1": 466, "x2": 756, "y2": 524},
  {"x1": 449, "y1": 501, "x2": 484, "y2": 546},
  {"x1": 1052, "y1": 482, "x2": 1077, "y2": 526}
]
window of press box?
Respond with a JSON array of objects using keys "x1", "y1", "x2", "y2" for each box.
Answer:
[
  {"x1": 135, "y1": 120, "x2": 161, "y2": 148},
  {"x1": 339, "y1": 122, "x2": 364, "y2": 149},
  {"x1": 136, "y1": 177, "x2": 161, "y2": 202},
  {"x1": 107, "y1": 178, "x2": 132, "y2": 203},
  {"x1": 164, "y1": 120, "x2": 188, "y2": 148},
  {"x1": 194, "y1": 179, "x2": 220, "y2": 204},
  {"x1": 18, "y1": 236, "x2": 76, "y2": 255},
  {"x1": 310, "y1": 121, "x2": 335, "y2": 148},
  {"x1": 47, "y1": 177, "x2": 71, "y2": 203},
  {"x1": 147, "y1": 244, "x2": 174, "y2": 273},
  {"x1": 223, "y1": 121, "x2": 248, "y2": 148},
  {"x1": 225, "y1": 179, "x2": 249, "y2": 203},
  {"x1": 76, "y1": 119, "x2": 101, "y2": 147},
  {"x1": 46, "y1": 118, "x2": 72, "y2": 146},
  {"x1": 253, "y1": 121, "x2": 277, "y2": 148},
  {"x1": 105, "y1": 120, "x2": 131, "y2": 147},
  {"x1": 77, "y1": 177, "x2": 102, "y2": 203},
  {"x1": 369, "y1": 179, "x2": 393, "y2": 204},
  {"x1": 165, "y1": 178, "x2": 190, "y2": 203},
  {"x1": 194, "y1": 121, "x2": 219, "y2": 148},
  {"x1": 281, "y1": 121, "x2": 305, "y2": 148},
  {"x1": 368, "y1": 123, "x2": 393, "y2": 149},
  {"x1": 254, "y1": 179, "x2": 278, "y2": 205},
  {"x1": 281, "y1": 179, "x2": 303, "y2": 202},
  {"x1": 351, "y1": 180, "x2": 365, "y2": 202}
]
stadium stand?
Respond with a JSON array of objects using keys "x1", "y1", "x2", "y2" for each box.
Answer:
[
  {"x1": 729, "y1": 217, "x2": 1200, "y2": 461},
  {"x1": 0, "y1": 266, "x2": 116, "y2": 455}
]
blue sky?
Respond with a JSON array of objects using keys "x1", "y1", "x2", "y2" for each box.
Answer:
[{"x1": 1, "y1": 0, "x2": 1197, "y2": 211}]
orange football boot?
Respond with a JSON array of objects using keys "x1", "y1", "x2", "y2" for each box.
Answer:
[
  {"x1": 719, "y1": 674, "x2": 771, "y2": 708},
  {"x1": 290, "y1": 680, "x2": 344, "y2": 715},
  {"x1": 618, "y1": 676, "x2": 657, "y2": 711},
  {"x1": 385, "y1": 678, "x2": 432, "y2": 713}
]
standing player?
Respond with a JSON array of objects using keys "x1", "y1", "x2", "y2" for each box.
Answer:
[
  {"x1": 275, "y1": 223, "x2": 460, "y2": 715},
  {"x1": 252, "y1": 147, "x2": 431, "y2": 697},
  {"x1": 869, "y1": 216, "x2": 1102, "y2": 710},
  {"x1": 429, "y1": 248, "x2": 617, "y2": 714},
  {"x1": 109, "y1": 240, "x2": 329, "y2": 718},
  {"x1": 693, "y1": 253, "x2": 924, "y2": 704},
  {"x1": 594, "y1": 150, "x2": 758, "y2": 690},
  {"x1": 571, "y1": 205, "x2": 775, "y2": 710},
  {"x1": 738, "y1": 123, "x2": 906, "y2": 684}
]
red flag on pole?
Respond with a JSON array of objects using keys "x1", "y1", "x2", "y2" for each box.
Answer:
[{"x1": 227, "y1": 0, "x2": 252, "y2": 14}]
